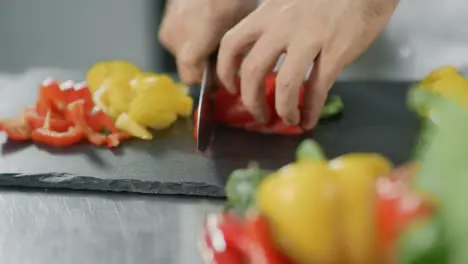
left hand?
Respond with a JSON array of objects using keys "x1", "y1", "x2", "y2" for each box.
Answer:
[{"x1": 216, "y1": 0, "x2": 398, "y2": 129}]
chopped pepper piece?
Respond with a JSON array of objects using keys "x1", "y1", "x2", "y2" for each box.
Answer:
[
  {"x1": 0, "y1": 118, "x2": 32, "y2": 141},
  {"x1": 37, "y1": 78, "x2": 68, "y2": 114},
  {"x1": 115, "y1": 113, "x2": 152, "y2": 140},
  {"x1": 86, "y1": 107, "x2": 118, "y2": 134},
  {"x1": 65, "y1": 81, "x2": 94, "y2": 112},
  {"x1": 32, "y1": 126, "x2": 84, "y2": 147},
  {"x1": 24, "y1": 108, "x2": 71, "y2": 132},
  {"x1": 107, "y1": 132, "x2": 132, "y2": 148},
  {"x1": 67, "y1": 100, "x2": 107, "y2": 146}
]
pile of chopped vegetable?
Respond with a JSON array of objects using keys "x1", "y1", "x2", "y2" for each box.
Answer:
[
  {"x1": 0, "y1": 60, "x2": 193, "y2": 147},
  {"x1": 86, "y1": 60, "x2": 193, "y2": 140},
  {"x1": 200, "y1": 66, "x2": 468, "y2": 264},
  {"x1": 0, "y1": 78, "x2": 132, "y2": 147}
]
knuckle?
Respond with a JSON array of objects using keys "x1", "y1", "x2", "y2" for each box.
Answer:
[
  {"x1": 240, "y1": 59, "x2": 262, "y2": 82},
  {"x1": 220, "y1": 30, "x2": 237, "y2": 51},
  {"x1": 276, "y1": 76, "x2": 299, "y2": 94},
  {"x1": 177, "y1": 53, "x2": 199, "y2": 68},
  {"x1": 158, "y1": 28, "x2": 170, "y2": 48},
  {"x1": 241, "y1": 92, "x2": 261, "y2": 111},
  {"x1": 178, "y1": 67, "x2": 202, "y2": 84}
]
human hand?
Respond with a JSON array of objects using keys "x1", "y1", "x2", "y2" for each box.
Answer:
[
  {"x1": 217, "y1": 0, "x2": 398, "y2": 129},
  {"x1": 158, "y1": 0, "x2": 256, "y2": 84}
]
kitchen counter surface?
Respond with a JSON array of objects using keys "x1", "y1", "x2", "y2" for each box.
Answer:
[{"x1": 0, "y1": 188, "x2": 222, "y2": 264}]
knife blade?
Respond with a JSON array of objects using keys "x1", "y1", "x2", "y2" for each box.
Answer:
[{"x1": 194, "y1": 54, "x2": 217, "y2": 152}]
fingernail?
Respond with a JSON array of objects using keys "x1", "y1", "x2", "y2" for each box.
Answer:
[
  {"x1": 283, "y1": 110, "x2": 300, "y2": 126},
  {"x1": 226, "y1": 76, "x2": 240, "y2": 94},
  {"x1": 252, "y1": 108, "x2": 270, "y2": 124},
  {"x1": 300, "y1": 111, "x2": 318, "y2": 131}
]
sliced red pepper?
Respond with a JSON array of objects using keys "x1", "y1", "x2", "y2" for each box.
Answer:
[
  {"x1": 24, "y1": 108, "x2": 71, "y2": 132},
  {"x1": 37, "y1": 78, "x2": 68, "y2": 114},
  {"x1": 32, "y1": 126, "x2": 84, "y2": 147},
  {"x1": 67, "y1": 100, "x2": 107, "y2": 146},
  {"x1": 0, "y1": 118, "x2": 32, "y2": 141},
  {"x1": 86, "y1": 107, "x2": 118, "y2": 134},
  {"x1": 375, "y1": 164, "x2": 431, "y2": 263},
  {"x1": 107, "y1": 132, "x2": 132, "y2": 148},
  {"x1": 65, "y1": 81, "x2": 94, "y2": 112}
]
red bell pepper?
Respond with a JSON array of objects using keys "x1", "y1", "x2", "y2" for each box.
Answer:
[
  {"x1": 86, "y1": 107, "x2": 118, "y2": 134},
  {"x1": 37, "y1": 78, "x2": 68, "y2": 115},
  {"x1": 212, "y1": 72, "x2": 305, "y2": 135},
  {"x1": 202, "y1": 213, "x2": 245, "y2": 264},
  {"x1": 375, "y1": 164, "x2": 431, "y2": 263},
  {"x1": 32, "y1": 126, "x2": 85, "y2": 147},
  {"x1": 240, "y1": 213, "x2": 294, "y2": 264},
  {"x1": 202, "y1": 212, "x2": 293, "y2": 264}
]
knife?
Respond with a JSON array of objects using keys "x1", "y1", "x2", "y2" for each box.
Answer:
[{"x1": 188, "y1": 54, "x2": 217, "y2": 152}]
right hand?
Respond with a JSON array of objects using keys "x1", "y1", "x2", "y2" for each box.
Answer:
[{"x1": 158, "y1": 0, "x2": 256, "y2": 84}]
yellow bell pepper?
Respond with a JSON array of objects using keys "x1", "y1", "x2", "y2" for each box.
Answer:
[
  {"x1": 329, "y1": 153, "x2": 392, "y2": 264},
  {"x1": 256, "y1": 148, "x2": 392, "y2": 264},
  {"x1": 257, "y1": 160, "x2": 339, "y2": 264},
  {"x1": 419, "y1": 66, "x2": 468, "y2": 108}
]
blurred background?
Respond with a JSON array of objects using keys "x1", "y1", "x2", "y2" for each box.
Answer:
[{"x1": 0, "y1": 0, "x2": 468, "y2": 80}]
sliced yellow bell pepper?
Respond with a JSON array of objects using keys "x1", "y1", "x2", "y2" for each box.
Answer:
[
  {"x1": 86, "y1": 60, "x2": 141, "y2": 94},
  {"x1": 115, "y1": 113, "x2": 152, "y2": 140},
  {"x1": 103, "y1": 75, "x2": 136, "y2": 115},
  {"x1": 87, "y1": 60, "x2": 193, "y2": 138},
  {"x1": 128, "y1": 73, "x2": 193, "y2": 130}
]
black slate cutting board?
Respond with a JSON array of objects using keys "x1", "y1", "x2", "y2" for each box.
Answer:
[{"x1": 0, "y1": 73, "x2": 420, "y2": 197}]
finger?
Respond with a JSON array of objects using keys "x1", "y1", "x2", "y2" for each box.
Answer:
[
  {"x1": 240, "y1": 32, "x2": 286, "y2": 123},
  {"x1": 275, "y1": 41, "x2": 320, "y2": 125},
  {"x1": 301, "y1": 55, "x2": 341, "y2": 130},
  {"x1": 217, "y1": 18, "x2": 264, "y2": 94},
  {"x1": 176, "y1": 45, "x2": 206, "y2": 84}
]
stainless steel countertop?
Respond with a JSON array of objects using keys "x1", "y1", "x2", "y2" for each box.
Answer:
[{"x1": 0, "y1": 189, "x2": 222, "y2": 264}]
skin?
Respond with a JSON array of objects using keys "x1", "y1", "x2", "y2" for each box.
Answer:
[
  {"x1": 160, "y1": 0, "x2": 399, "y2": 130},
  {"x1": 158, "y1": 0, "x2": 256, "y2": 84}
]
